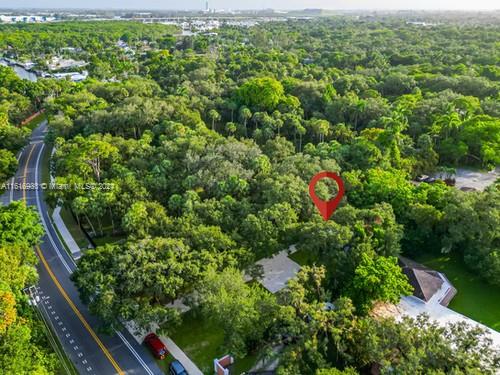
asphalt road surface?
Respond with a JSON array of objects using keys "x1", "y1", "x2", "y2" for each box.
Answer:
[{"x1": 2, "y1": 122, "x2": 163, "y2": 375}]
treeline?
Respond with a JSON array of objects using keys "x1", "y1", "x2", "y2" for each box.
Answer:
[
  {"x1": 0, "y1": 21, "x2": 177, "y2": 54},
  {"x1": 0, "y1": 202, "x2": 59, "y2": 374},
  {"x1": 0, "y1": 66, "x2": 32, "y2": 184},
  {"x1": 142, "y1": 19, "x2": 500, "y2": 169},
  {"x1": 0, "y1": 64, "x2": 67, "y2": 374}
]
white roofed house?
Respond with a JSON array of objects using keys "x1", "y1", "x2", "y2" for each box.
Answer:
[
  {"x1": 396, "y1": 256, "x2": 500, "y2": 350},
  {"x1": 48, "y1": 56, "x2": 88, "y2": 71}
]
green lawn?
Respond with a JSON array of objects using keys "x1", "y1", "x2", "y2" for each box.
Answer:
[
  {"x1": 415, "y1": 252, "x2": 500, "y2": 331},
  {"x1": 24, "y1": 112, "x2": 47, "y2": 130},
  {"x1": 59, "y1": 206, "x2": 92, "y2": 250},
  {"x1": 92, "y1": 233, "x2": 126, "y2": 247},
  {"x1": 169, "y1": 310, "x2": 258, "y2": 375},
  {"x1": 288, "y1": 248, "x2": 315, "y2": 266}
]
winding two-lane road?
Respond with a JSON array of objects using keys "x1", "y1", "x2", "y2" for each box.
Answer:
[{"x1": 3, "y1": 122, "x2": 163, "y2": 375}]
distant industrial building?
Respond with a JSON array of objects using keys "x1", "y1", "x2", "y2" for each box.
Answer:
[{"x1": 0, "y1": 15, "x2": 56, "y2": 23}]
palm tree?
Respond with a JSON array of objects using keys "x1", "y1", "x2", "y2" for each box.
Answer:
[
  {"x1": 352, "y1": 98, "x2": 366, "y2": 131},
  {"x1": 380, "y1": 112, "x2": 408, "y2": 168},
  {"x1": 432, "y1": 111, "x2": 462, "y2": 141},
  {"x1": 208, "y1": 109, "x2": 221, "y2": 131},
  {"x1": 310, "y1": 118, "x2": 331, "y2": 143},
  {"x1": 225, "y1": 122, "x2": 237, "y2": 136},
  {"x1": 239, "y1": 106, "x2": 252, "y2": 137},
  {"x1": 297, "y1": 124, "x2": 306, "y2": 152},
  {"x1": 227, "y1": 100, "x2": 238, "y2": 122}
]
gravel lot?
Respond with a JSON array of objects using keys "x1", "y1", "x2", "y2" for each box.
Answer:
[{"x1": 452, "y1": 167, "x2": 499, "y2": 191}]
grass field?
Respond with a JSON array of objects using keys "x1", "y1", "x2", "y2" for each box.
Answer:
[
  {"x1": 24, "y1": 112, "x2": 47, "y2": 130},
  {"x1": 169, "y1": 310, "x2": 258, "y2": 374},
  {"x1": 59, "y1": 206, "x2": 92, "y2": 250},
  {"x1": 92, "y1": 234, "x2": 126, "y2": 247},
  {"x1": 288, "y1": 248, "x2": 314, "y2": 266},
  {"x1": 415, "y1": 252, "x2": 500, "y2": 331}
]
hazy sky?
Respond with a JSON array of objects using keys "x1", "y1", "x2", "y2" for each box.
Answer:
[{"x1": 4, "y1": 0, "x2": 500, "y2": 10}]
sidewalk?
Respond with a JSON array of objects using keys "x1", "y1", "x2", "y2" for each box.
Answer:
[
  {"x1": 50, "y1": 143, "x2": 84, "y2": 260},
  {"x1": 163, "y1": 337, "x2": 203, "y2": 375},
  {"x1": 52, "y1": 206, "x2": 82, "y2": 259},
  {"x1": 124, "y1": 321, "x2": 203, "y2": 375}
]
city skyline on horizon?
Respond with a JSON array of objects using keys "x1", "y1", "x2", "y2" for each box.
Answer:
[{"x1": 3, "y1": 0, "x2": 500, "y2": 11}]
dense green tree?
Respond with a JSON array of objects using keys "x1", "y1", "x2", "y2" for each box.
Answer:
[
  {"x1": 0, "y1": 202, "x2": 44, "y2": 248},
  {"x1": 18, "y1": 16, "x2": 499, "y2": 370},
  {"x1": 72, "y1": 237, "x2": 206, "y2": 332},
  {"x1": 0, "y1": 122, "x2": 30, "y2": 152},
  {"x1": 442, "y1": 184, "x2": 500, "y2": 286},
  {"x1": 348, "y1": 253, "x2": 413, "y2": 313},
  {"x1": 0, "y1": 202, "x2": 57, "y2": 374},
  {"x1": 274, "y1": 268, "x2": 500, "y2": 375},
  {"x1": 351, "y1": 315, "x2": 500, "y2": 374},
  {"x1": 236, "y1": 77, "x2": 285, "y2": 112},
  {"x1": 122, "y1": 200, "x2": 172, "y2": 238},
  {"x1": 191, "y1": 267, "x2": 278, "y2": 358},
  {"x1": 0, "y1": 149, "x2": 17, "y2": 188}
]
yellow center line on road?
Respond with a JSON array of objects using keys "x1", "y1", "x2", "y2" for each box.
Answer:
[
  {"x1": 35, "y1": 245, "x2": 125, "y2": 375},
  {"x1": 22, "y1": 142, "x2": 125, "y2": 375}
]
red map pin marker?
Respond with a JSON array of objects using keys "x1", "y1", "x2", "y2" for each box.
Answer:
[{"x1": 309, "y1": 171, "x2": 345, "y2": 221}]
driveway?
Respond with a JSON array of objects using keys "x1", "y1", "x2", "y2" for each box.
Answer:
[{"x1": 438, "y1": 167, "x2": 499, "y2": 191}]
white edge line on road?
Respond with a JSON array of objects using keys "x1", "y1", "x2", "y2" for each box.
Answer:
[
  {"x1": 35, "y1": 137, "x2": 156, "y2": 375},
  {"x1": 116, "y1": 331, "x2": 155, "y2": 375},
  {"x1": 34, "y1": 142, "x2": 74, "y2": 274}
]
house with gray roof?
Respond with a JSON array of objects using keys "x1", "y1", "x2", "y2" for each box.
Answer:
[{"x1": 398, "y1": 256, "x2": 457, "y2": 307}]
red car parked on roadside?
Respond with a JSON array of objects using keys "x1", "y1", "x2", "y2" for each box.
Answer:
[{"x1": 144, "y1": 333, "x2": 168, "y2": 360}]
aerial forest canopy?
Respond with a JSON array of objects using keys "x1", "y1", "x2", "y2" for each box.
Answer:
[{"x1": 1, "y1": 14, "x2": 499, "y2": 374}]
